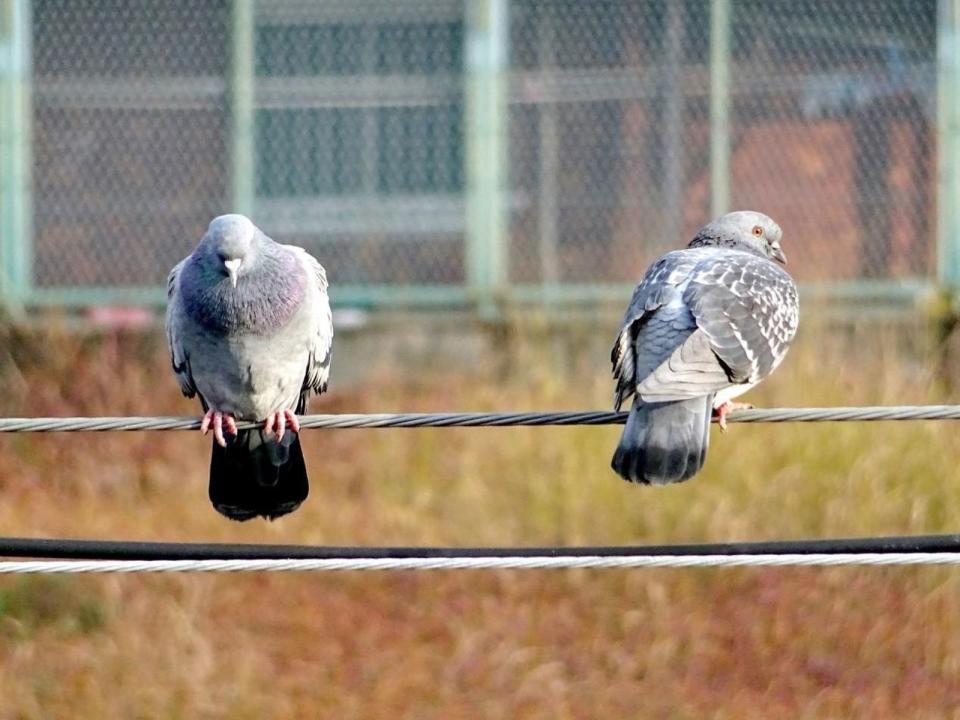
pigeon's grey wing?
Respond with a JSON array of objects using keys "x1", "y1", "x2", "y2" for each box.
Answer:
[
  {"x1": 637, "y1": 253, "x2": 799, "y2": 402},
  {"x1": 611, "y1": 251, "x2": 701, "y2": 410},
  {"x1": 286, "y1": 246, "x2": 333, "y2": 408},
  {"x1": 685, "y1": 254, "x2": 799, "y2": 382},
  {"x1": 165, "y1": 258, "x2": 197, "y2": 399}
]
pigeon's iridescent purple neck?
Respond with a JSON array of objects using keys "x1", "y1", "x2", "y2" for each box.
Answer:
[{"x1": 181, "y1": 244, "x2": 306, "y2": 335}]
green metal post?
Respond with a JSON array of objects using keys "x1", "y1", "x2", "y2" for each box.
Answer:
[
  {"x1": 938, "y1": 0, "x2": 960, "y2": 288},
  {"x1": 465, "y1": 0, "x2": 509, "y2": 315},
  {"x1": 0, "y1": 0, "x2": 32, "y2": 308},
  {"x1": 536, "y1": 5, "x2": 560, "y2": 302},
  {"x1": 709, "y1": 0, "x2": 731, "y2": 218},
  {"x1": 230, "y1": 0, "x2": 255, "y2": 216},
  {"x1": 662, "y1": 1, "x2": 686, "y2": 246}
]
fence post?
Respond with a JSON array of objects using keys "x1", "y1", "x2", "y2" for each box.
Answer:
[
  {"x1": 465, "y1": 0, "x2": 509, "y2": 315},
  {"x1": 536, "y1": 7, "x2": 560, "y2": 297},
  {"x1": 710, "y1": 0, "x2": 731, "y2": 218},
  {"x1": 939, "y1": 0, "x2": 960, "y2": 289},
  {"x1": 0, "y1": 0, "x2": 32, "y2": 310},
  {"x1": 230, "y1": 0, "x2": 255, "y2": 217}
]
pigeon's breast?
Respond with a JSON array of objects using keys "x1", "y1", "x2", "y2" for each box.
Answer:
[
  {"x1": 199, "y1": 330, "x2": 309, "y2": 419},
  {"x1": 181, "y1": 254, "x2": 306, "y2": 337}
]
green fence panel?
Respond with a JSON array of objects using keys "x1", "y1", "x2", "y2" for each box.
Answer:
[{"x1": 5, "y1": 0, "x2": 943, "y2": 310}]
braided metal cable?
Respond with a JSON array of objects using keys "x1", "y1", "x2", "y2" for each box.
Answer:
[
  {"x1": 0, "y1": 405, "x2": 958, "y2": 432},
  {"x1": 2, "y1": 553, "x2": 960, "y2": 573},
  {"x1": 4, "y1": 533, "x2": 957, "y2": 561}
]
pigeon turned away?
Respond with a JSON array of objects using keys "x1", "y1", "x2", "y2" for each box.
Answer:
[
  {"x1": 166, "y1": 214, "x2": 333, "y2": 520},
  {"x1": 611, "y1": 210, "x2": 799, "y2": 484}
]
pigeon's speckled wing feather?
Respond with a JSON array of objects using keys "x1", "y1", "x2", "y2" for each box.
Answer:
[
  {"x1": 165, "y1": 258, "x2": 197, "y2": 399},
  {"x1": 613, "y1": 248, "x2": 799, "y2": 407},
  {"x1": 685, "y1": 254, "x2": 797, "y2": 379},
  {"x1": 612, "y1": 250, "x2": 702, "y2": 409}
]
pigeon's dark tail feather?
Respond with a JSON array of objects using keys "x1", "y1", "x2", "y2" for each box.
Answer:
[
  {"x1": 611, "y1": 396, "x2": 713, "y2": 484},
  {"x1": 208, "y1": 429, "x2": 309, "y2": 521}
]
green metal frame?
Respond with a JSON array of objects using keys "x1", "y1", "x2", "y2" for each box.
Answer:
[
  {"x1": 21, "y1": 279, "x2": 931, "y2": 314},
  {"x1": 24, "y1": 284, "x2": 470, "y2": 309},
  {"x1": 0, "y1": 0, "x2": 948, "y2": 318},
  {"x1": 710, "y1": 0, "x2": 731, "y2": 217},
  {"x1": 465, "y1": 0, "x2": 509, "y2": 315},
  {"x1": 230, "y1": 0, "x2": 255, "y2": 216},
  {"x1": 507, "y1": 279, "x2": 930, "y2": 307},
  {"x1": 939, "y1": 0, "x2": 960, "y2": 289},
  {"x1": 0, "y1": 0, "x2": 32, "y2": 310}
]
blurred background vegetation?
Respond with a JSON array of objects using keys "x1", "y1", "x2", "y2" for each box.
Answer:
[{"x1": 0, "y1": 314, "x2": 956, "y2": 716}]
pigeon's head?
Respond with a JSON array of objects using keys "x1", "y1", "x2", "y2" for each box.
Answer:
[
  {"x1": 689, "y1": 210, "x2": 786, "y2": 264},
  {"x1": 201, "y1": 214, "x2": 259, "y2": 287}
]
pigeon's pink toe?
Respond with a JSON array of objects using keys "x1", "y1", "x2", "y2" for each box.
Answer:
[
  {"x1": 263, "y1": 409, "x2": 299, "y2": 441},
  {"x1": 200, "y1": 409, "x2": 237, "y2": 448}
]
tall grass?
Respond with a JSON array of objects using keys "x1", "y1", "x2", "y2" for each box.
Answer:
[{"x1": 0, "y1": 314, "x2": 959, "y2": 718}]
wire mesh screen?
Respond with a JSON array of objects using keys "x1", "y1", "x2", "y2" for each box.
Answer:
[
  {"x1": 729, "y1": 1, "x2": 936, "y2": 282},
  {"x1": 23, "y1": 0, "x2": 937, "y2": 300},
  {"x1": 253, "y1": 1, "x2": 466, "y2": 286},
  {"x1": 507, "y1": 0, "x2": 936, "y2": 284},
  {"x1": 31, "y1": 0, "x2": 230, "y2": 288}
]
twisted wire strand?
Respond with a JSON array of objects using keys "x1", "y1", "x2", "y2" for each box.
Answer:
[
  {"x1": 2, "y1": 532, "x2": 959, "y2": 561},
  {"x1": 0, "y1": 405, "x2": 959, "y2": 432},
  {"x1": 2, "y1": 553, "x2": 960, "y2": 573}
]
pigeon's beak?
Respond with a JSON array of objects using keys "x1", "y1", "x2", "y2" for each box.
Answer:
[
  {"x1": 770, "y1": 242, "x2": 787, "y2": 265},
  {"x1": 224, "y1": 258, "x2": 242, "y2": 288}
]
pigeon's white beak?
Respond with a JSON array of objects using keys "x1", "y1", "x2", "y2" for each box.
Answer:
[
  {"x1": 770, "y1": 242, "x2": 787, "y2": 265},
  {"x1": 224, "y1": 258, "x2": 242, "y2": 288}
]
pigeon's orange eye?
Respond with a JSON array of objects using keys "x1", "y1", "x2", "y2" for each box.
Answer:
[{"x1": 752, "y1": 225, "x2": 763, "y2": 237}]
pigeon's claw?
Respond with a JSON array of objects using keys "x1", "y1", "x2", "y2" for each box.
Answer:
[
  {"x1": 264, "y1": 410, "x2": 282, "y2": 441},
  {"x1": 201, "y1": 409, "x2": 237, "y2": 448},
  {"x1": 284, "y1": 409, "x2": 301, "y2": 434},
  {"x1": 213, "y1": 413, "x2": 227, "y2": 447},
  {"x1": 200, "y1": 410, "x2": 213, "y2": 435},
  {"x1": 713, "y1": 401, "x2": 754, "y2": 432},
  {"x1": 716, "y1": 404, "x2": 730, "y2": 433},
  {"x1": 264, "y1": 410, "x2": 285, "y2": 441},
  {"x1": 263, "y1": 409, "x2": 300, "y2": 441}
]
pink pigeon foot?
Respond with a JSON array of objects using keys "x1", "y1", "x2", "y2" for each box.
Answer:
[
  {"x1": 201, "y1": 409, "x2": 238, "y2": 448},
  {"x1": 713, "y1": 401, "x2": 754, "y2": 432},
  {"x1": 263, "y1": 409, "x2": 300, "y2": 441}
]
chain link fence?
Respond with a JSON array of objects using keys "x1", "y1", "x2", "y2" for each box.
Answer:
[
  {"x1": 507, "y1": 0, "x2": 936, "y2": 285},
  {"x1": 7, "y1": 0, "x2": 942, "y2": 306}
]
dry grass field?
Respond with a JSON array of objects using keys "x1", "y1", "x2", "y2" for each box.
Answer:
[{"x1": 0, "y1": 313, "x2": 959, "y2": 718}]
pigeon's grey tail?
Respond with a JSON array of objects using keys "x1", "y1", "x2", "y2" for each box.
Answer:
[
  {"x1": 611, "y1": 396, "x2": 713, "y2": 484},
  {"x1": 208, "y1": 429, "x2": 309, "y2": 521}
]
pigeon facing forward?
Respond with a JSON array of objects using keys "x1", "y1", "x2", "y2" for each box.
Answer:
[
  {"x1": 166, "y1": 214, "x2": 333, "y2": 520},
  {"x1": 611, "y1": 211, "x2": 798, "y2": 484}
]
